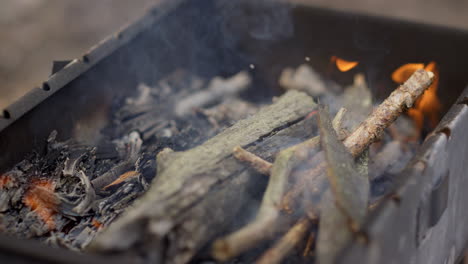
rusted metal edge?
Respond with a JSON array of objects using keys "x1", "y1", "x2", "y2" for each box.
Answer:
[{"x1": 0, "y1": 0, "x2": 185, "y2": 131}]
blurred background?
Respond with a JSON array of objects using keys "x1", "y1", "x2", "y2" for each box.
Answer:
[{"x1": 1, "y1": 0, "x2": 467, "y2": 109}]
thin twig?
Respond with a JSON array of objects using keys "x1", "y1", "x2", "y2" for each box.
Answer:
[
  {"x1": 233, "y1": 146, "x2": 272, "y2": 175},
  {"x1": 255, "y1": 218, "x2": 311, "y2": 264},
  {"x1": 343, "y1": 69, "x2": 434, "y2": 155}
]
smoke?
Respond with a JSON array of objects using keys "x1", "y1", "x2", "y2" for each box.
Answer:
[{"x1": 217, "y1": 0, "x2": 294, "y2": 43}]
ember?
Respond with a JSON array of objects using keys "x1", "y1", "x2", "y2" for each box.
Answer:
[
  {"x1": 0, "y1": 174, "x2": 12, "y2": 189},
  {"x1": 23, "y1": 179, "x2": 58, "y2": 230}
]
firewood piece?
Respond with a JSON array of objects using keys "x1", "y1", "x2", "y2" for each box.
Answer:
[
  {"x1": 316, "y1": 105, "x2": 369, "y2": 264},
  {"x1": 319, "y1": 105, "x2": 369, "y2": 226},
  {"x1": 233, "y1": 146, "x2": 273, "y2": 175},
  {"x1": 343, "y1": 69, "x2": 434, "y2": 156},
  {"x1": 90, "y1": 91, "x2": 316, "y2": 264},
  {"x1": 255, "y1": 218, "x2": 311, "y2": 264}
]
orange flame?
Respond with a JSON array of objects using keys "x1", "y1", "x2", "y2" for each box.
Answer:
[
  {"x1": 23, "y1": 179, "x2": 58, "y2": 230},
  {"x1": 392, "y1": 61, "x2": 441, "y2": 130},
  {"x1": 331, "y1": 56, "x2": 359, "y2": 72}
]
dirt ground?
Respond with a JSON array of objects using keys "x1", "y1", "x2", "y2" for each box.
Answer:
[{"x1": 1, "y1": 0, "x2": 467, "y2": 109}]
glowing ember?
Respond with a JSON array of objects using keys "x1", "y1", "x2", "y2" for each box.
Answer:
[
  {"x1": 331, "y1": 56, "x2": 359, "y2": 72},
  {"x1": 23, "y1": 179, "x2": 58, "y2": 230},
  {"x1": 92, "y1": 219, "x2": 103, "y2": 229},
  {"x1": 392, "y1": 62, "x2": 441, "y2": 130},
  {"x1": 0, "y1": 174, "x2": 12, "y2": 189},
  {"x1": 103, "y1": 170, "x2": 140, "y2": 190}
]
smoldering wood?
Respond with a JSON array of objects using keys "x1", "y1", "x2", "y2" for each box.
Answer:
[{"x1": 90, "y1": 91, "x2": 317, "y2": 264}]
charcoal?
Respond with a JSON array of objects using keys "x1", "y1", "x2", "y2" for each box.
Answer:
[
  {"x1": 59, "y1": 171, "x2": 95, "y2": 216},
  {"x1": 91, "y1": 161, "x2": 134, "y2": 194}
]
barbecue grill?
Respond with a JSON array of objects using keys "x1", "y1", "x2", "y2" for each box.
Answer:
[{"x1": 1, "y1": 0, "x2": 468, "y2": 263}]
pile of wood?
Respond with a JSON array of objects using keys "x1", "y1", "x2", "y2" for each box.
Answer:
[{"x1": 0, "y1": 65, "x2": 433, "y2": 264}]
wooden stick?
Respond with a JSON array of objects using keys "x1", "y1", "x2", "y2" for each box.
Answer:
[
  {"x1": 212, "y1": 209, "x2": 279, "y2": 262},
  {"x1": 303, "y1": 231, "x2": 315, "y2": 257},
  {"x1": 255, "y1": 218, "x2": 311, "y2": 264},
  {"x1": 233, "y1": 146, "x2": 272, "y2": 175},
  {"x1": 343, "y1": 69, "x2": 434, "y2": 156}
]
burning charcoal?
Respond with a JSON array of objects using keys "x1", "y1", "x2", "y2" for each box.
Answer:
[
  {"x1": 175, "y1": 71, "x2": 251, "y2": 117},
  {"x1": 22, "y1": 178, "x2": 59, "y2": 230}
]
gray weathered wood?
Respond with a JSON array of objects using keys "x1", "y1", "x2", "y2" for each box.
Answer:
[{"x1": 90, "y1": 91, "x2": 316, "y2": 264}]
